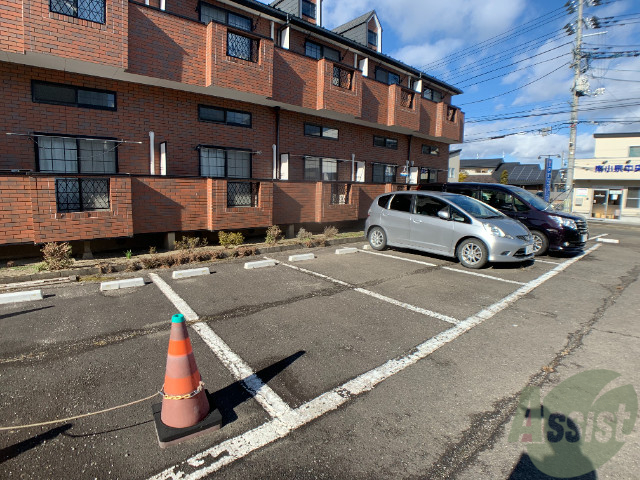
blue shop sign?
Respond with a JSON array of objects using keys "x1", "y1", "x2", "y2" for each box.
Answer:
[{"x1": 595, "y1": 164, "x2": 640, "y2": 173}]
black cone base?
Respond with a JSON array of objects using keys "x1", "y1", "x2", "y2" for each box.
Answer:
[{"x1": 152, "y1": 390, "x2": 222, "y2": 448}]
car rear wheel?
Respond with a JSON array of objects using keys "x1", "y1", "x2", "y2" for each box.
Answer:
[
  {"x1": 457, "y1": 238, "x2": 488, "y2": 269},
  {"x1": 530, "y1": 230, "x2": 549, "y2": 256},
  {"x1": 368, "y1": 226, "x2": 387, "y2": 251}
]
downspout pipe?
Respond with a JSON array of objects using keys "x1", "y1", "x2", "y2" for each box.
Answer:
[
  {"x1": 274, "y1": 106, "x2": 281, "y2": 179},
  {"x1": 406, "y1": 134, "x2": 412, "y2": 184},
  {"x1": 149, "y1": 131, "x2": 155, "y2": 175}
]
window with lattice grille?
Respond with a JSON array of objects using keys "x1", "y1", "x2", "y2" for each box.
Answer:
[{"x1": 50, "y1": 0, "x2": 105, "y2": 23}]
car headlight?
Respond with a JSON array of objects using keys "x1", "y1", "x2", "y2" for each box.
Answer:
[
  {"x1": 551, "y1": 215, "x2": 577, "y2": 229},
  {"x1": 483, "y1": 223, "x2": 513, "y2": 238}
]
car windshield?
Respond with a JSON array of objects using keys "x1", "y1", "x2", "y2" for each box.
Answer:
[
  {"x1": 507, "y1": 186, "x2": 554, "y2": 211},
  {"x1": 446, "y1": 194, "x2": 503, "y2": 219}
]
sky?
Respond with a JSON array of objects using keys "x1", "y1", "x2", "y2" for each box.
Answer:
[{"x1": 262, "y1": 0, "x2": 640, "y2": 168}]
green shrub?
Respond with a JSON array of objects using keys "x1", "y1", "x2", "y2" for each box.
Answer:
[
  {"x1": 41, "y1": 242, "x2": 72, "y2": 271},
  {"x1": 296, "y1": 228, "x2": 315, "y2": 248},
  {"x1": 218, "y1": 231, "x2": 244, "y2": 248},
  {"x1": 265, "y1": 225, "x2": 282, "y2": 245}
]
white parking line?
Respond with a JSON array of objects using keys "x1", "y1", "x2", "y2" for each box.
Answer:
[
  {"x1": 441, "y1": 267, "x2": 526, "y2": 285},
  {"x1": 149, "y1": 244, "x2": 601, "y2": 480},
  {"x1": 359, "y1": 249, "x2": 437, "y2": 267},
  {"x1": 588, "y1": 233, "x2": 608, "y2": 241},
  {"x1": 533, "y1": 259, "x2": 560, "y2": 265},
  {"x1": 360, "y1": 248, "x2": 525, "y2": 285},
  {"x1": 149, "y1": 273, "x2": 292, "y2": 420},
  {"x1": 274, "y1": 260, "x2": 458, "y2": 325}
]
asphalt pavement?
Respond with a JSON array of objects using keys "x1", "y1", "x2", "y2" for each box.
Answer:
[{"x1": 0, "y1": 223, "x2": 638, "y2": 479}]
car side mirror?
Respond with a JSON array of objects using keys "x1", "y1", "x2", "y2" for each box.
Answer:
[{"x1": 437, "y1": 210, "x2": 450, "y2": 220}]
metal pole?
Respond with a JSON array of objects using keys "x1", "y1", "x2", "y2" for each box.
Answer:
[{"x1": 565, "y1": 0, "x2": 584, "y2": 212}]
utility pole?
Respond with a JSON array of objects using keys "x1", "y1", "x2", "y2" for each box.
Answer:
[{"x1": 565, "y1": 0, "x2": 584, "y2": 212}]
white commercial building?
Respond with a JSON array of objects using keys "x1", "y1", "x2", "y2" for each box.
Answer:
[{"x1": 572, "y1": 132, "x2": 640, "y2": 222}]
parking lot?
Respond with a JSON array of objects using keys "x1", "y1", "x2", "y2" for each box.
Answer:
[{"x1": 1, "y1": 223, "x2": 639, "y2": 479}]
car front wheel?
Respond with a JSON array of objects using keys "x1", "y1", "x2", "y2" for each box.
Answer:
[
  {"x1": 530, "y1": 230, "x2": 549, "y2": 256},
  {"x1": 368, "y1": 226, "x2": 387, "y2": 251},
  {"x1": 457, "y1": 238, "x2": 488, "y2": 269}
]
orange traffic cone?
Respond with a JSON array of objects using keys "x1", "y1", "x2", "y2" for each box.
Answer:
[{"x1": 152, "y1": 314, "x2": 222, "y2": 448}]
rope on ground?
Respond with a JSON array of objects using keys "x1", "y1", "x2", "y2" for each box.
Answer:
[{"x1": 0, "y1": 392, "x2": 160, "y2": 431}]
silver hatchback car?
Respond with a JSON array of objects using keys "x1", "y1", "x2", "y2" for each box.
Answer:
[{"x1": 365, "y1": 191, "x2": 534, "y2": 268}]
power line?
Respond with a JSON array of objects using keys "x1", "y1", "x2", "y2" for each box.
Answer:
[
  {"x1": 422, "y1": 6, "x2": 567, "y2": 70},
  {"x1": 458, "y1": 63, "x2": 570, "y2": 106}
]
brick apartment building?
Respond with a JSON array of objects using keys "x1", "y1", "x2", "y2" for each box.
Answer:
[{"x1": 0, "y1": 0, "x2": 464, "y2": 256}]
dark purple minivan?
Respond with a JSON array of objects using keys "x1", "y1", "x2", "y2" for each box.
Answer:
[{"x1": 422, "y1": 182, "x2": 588, "y2": 255}]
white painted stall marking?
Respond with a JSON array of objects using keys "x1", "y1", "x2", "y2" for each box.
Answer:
[
  {"x1": 149, "y1": 273, "x2": 292, "y2": 420},
  {"x1": 358, "y1": 249, "x2": 436, "y2": 267},
  {"x1": 441, "y1": 267, "x2": 526, "y2": 285},
  {"x1": 272, "y1": 260, "x2": 458, "y2": 324},
  {"x1": 149, "y1": 244, "x2": 601, "y2": 480},
  {"x1": 533, "y1": 259, "x2": 560, "y2": 265},
  {"x1": 588, "y1": 233, "x2": 608, "y2": 241}
]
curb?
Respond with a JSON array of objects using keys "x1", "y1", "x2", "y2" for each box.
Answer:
[{"x1": 0, "y1": 289, "x2": 44, "y2": 304}]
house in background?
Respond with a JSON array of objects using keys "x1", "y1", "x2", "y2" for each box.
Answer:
[
  {"x1": 572, "y1": 132, "x2": 640, "y2": 222},
  {"x1": 459, "y1": 158, "x2": 503, "y2": 182},
  {"x1": 448, "y1": 149, "x2": 461, "y2": 182},
  {"x1": 0, "y1": 0, "x2": 464, "y2": 257}
]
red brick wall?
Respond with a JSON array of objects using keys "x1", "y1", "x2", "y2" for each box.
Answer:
[
  {"x1": 131, "y1": 177, "x2": 207, "y2": 234},
  {"x1": 0, "y1": 176, "x2": 34, "y2": 244},
  {"x1": 419, "y1": 97, "x2": 439, "y2": 137},
  {"x1": 361, "y1": 76, "x2": 389, "y2": 125},
  {"x1": 273, "y1": 182, "x2": 317, "y2": 224},
  {"x1": 0, "y1": 0, "x2": 25, "y2": 53},
  {"x1": 392, "y1": 85, "x2": 419, "y2": 131},
  {"x1": 30, "y1": 176, "x2": 133, "y2": 243},
  {"x1": 17, "y1": 0, "x2": 128, "y2": 68},
  {"x1": 128, "y1": 4, "x2": 207, "y2": 86},
  {"x1": 209, "y1": 179, "x2": 273, "y2": 230},
  {"x1": 317, "y1": 59, "x2": 361, "y2": 117},
  {"x1": 273, "y1": 48, "x2": 319, "y2": 109},
  {"x1": 355, "y1": 183, "x2": 386, "y2": 218},
  {"x1": 0, "y1": 63, "x2": 275, "y2": 178},
  {"x1": 209, "y1": 22, "x2": 274, "y2": 97}
]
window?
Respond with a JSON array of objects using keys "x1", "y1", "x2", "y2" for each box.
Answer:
[
  {"x1": 304, "y1": 123, "x2": 339, "y2": 140},
  {"x1": 626, "y1": 187, "x2": 640, "y2": 208},
  {"x1": 305, "y1": 41, "x2": 340, "y2": 62},
  {"x1": 368, "y1": 29, "x2": 378, "y2": 46},
  {"x1": 331, "y1": 183, "x2": 349, "y2": 205},
  {"x1": 56, "y1": 178, "x2": 110, "y2": 212},
  {"x1": 332, "y1": 66, "x2": 353, "y2": 89},
  {"x1": 389, "y1": 194, "x2": 412, "y2": 212},
  {"x1": 377, "y1": 194, "x2": 391, "y2": 208},
  {"x1": 447, "y1": 106, "x2": 457, "y2": 122},
  {"x1": 423, "y1": 88, "x2": 443, "y2": 102},
  {"x1": 199, "y1": 105, "x2": 251, "y2": 127},
  {"x1": 227, "y1": 32, "x2": 258, "y2": 62},
  {"x1": 629, "y1": 146, "x2": 640, "y2": 157},
  {"x1": 304, "y1": 157, "x2": 337, "y2": 181},
  {"x1": 372, "y1": 164, "x2": 397, "y2": 183},
  {"x1": 480, "y1": 189, "x2": 514, "y2": 211},
  {"x1": 32, "y1": 81, "x2": 115, "y2": 111},
  {"x1": 37, "y1": 135, "x2": 117, "y2": 174},
  {"x1": 373, "y1": 135, "x2": 398, "y2": 150},
  {"x1": 227, "y1": 181, "x2": 258, "y2": 207},
  {"x1": 200, "y1": 3, "x2": 252, "y2": 31},
  {"x1": 422, "y1": 145, "x2": 439, "y2": 155},
  {"x1": 302, "y1": 0, "x2": 316, "y2": 19},
  {"x1": 50, "y1": 0, "x2": 105, "y2": 23},
  {"x1": 199, "y1": 147, "x2": 251, "y2": 178},
  {"x1": 375, "y1": 67, "x2": 400, "y2": 86},
  {"x1": 415, "y1": 196, "x2": 448, "y2": 217}
]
